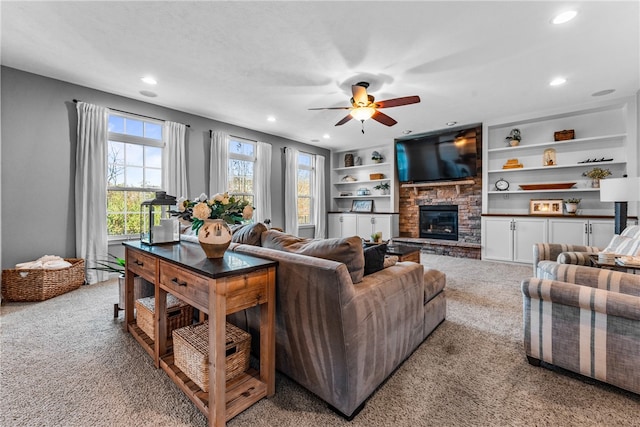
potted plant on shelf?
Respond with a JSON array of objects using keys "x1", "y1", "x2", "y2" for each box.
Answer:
[
  {"x1": 564, "y1": 198, "x2": 581, "y2": 214},
  {"x1": 583, "y1": 167, "x2": 612, "y2": 188},
  {"x1": 505, "y1": 128, "x2": 522, "y2": 147},
  {"x1": 371, "y1": 151, "x2": 384, "y2": 163},
  {"x1": 373, "y1": 181, "x2": 390, "y2": 195}
]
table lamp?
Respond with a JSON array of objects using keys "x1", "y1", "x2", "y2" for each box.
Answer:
[{"x1": 599, "y1": 177, "x2": 640, "y2": 234}]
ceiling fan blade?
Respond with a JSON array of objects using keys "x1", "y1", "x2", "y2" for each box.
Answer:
[
  {"x1": 335, "y1": 114, "x2": 354, "y2": 126},
  {"x1": 371, "y1": 110, "x2": 397, "y2": 127},
  {"x1": 375, "y1": 96, "x2": 421, "y2": 108},
  {"x1": 352, "y1": 85, "x2": 369, "y2": 106},
  {"x1": 308, "y1": 106, "x2": 351, "y2": 110}
]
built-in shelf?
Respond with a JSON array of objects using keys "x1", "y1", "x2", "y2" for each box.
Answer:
[
  {"x1": 402, "y1": 179, "x2": 475, "y2": 195},
  {"x1": 334, "y1": 195, "x2": 391, "y2": 199},
  {"x1": 332, "y1": 162, "x2": 391, "y2": 172},
  {"x1": 334, "y1": 179, "x2": 389, "y2": 185},
  {"x1": 487, "y1": 161, "x2": 625, "y2": 174},
  {"x1": 487, "y1": 133, "x2": 626, "y2": 153},
  {"x1": 488, "y1": 188, "x2": 600, "y2": 195}
]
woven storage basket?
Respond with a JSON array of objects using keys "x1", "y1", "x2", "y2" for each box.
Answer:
[
  {"x1": 1, "y1": 258, "x2": 85, "y2": 302},
  {"x1": 173, "y1": 321, "x2": 251, "y2": 391},
  {"x1": 135, "y1": 294, "x2": 193, "y2": 340},
  {"x1": 369, "y1": 173, "x2": 384, "y2": 180}
]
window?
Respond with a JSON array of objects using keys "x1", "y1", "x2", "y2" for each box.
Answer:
[
  {"x1": 297, "y1": 152, "x2": 313, "y2": 225},
  {"x1": 228, "y1": 137, "x2": 255, "y2": 207},
  {"x1": 107, "y1": 114, "x2": 163, "y2": 238}
]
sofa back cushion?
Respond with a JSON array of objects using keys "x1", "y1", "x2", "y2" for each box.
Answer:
[
  {"x1": 261, "y1": 230, "x2": 365, "y2": 283},
  {"x1": 231, "y1": 222, "x2": 268, "y2": 246}
]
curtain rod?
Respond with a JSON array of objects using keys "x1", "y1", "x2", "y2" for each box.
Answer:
[
  {"x1": 73, "y1": 99, "x2": 190, "y2": 127},
  {"x1": 209, "y1": 129, "x2": 257, "y2": 143}
]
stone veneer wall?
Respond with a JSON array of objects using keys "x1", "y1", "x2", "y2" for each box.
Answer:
[{"x1": 397, "y1": 179, "x2": 483, "y2": 259}]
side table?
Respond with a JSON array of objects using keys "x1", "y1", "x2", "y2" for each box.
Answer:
[{"x1": 386, "y1": 244, "x2": 421, "y2": 263}]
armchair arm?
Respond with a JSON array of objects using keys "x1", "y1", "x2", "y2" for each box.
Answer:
[
  {"x1": 533, "y1": 243, "x2": 600, "y2": 275},
  {"x1": 535, "y1": 261, "x2": 640, "y2": 297},
  {"x1": 522, "y1": 277, "x2": 640, "y2": 321}
]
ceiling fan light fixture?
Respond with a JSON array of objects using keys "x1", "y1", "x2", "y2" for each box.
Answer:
[{"x1": 350, "y1": 106, "x2": 375, "y2": 121}]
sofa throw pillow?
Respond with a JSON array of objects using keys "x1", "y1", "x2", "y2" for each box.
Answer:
[
  {"x1": 232, "y1": 222, "x2": 268, "y2": 246},
  {"x1": 603, "y1": 234, "x2": 640, "y2": 256},
  {"x1": 383, "y1": 255, "x2": 399, "y2": 268},
  {"x1": 621, "y1": 225, "x2": 640, "y2": 240},
  {"x1": 363, "y1": 244, "x2": 387, "y2": 276}
]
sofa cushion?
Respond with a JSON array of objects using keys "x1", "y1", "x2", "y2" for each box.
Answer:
[
  {"x1": 383, "y1": 255, "x2": 398, "y2": 268},
  {"x1": 231, "y1": 222, "x2": 267, "y2": 246},
  {"x1": 363, "y1": 244, "x2": 387, "y2": 276},
  {"x1": 621, "y1": 225, "x2": 640, "y2": 240},
  {"x1": 262, "y1": 230, "x2": 365, "y2": 283}
]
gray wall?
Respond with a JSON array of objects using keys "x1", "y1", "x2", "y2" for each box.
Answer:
[{"x1": 0, "y1": 66, "x2": 329, "y2": 269}]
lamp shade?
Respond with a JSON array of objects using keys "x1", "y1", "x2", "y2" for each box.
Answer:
[{"x1": 599, "y1": 177, "x2": 640, "y2": 202}]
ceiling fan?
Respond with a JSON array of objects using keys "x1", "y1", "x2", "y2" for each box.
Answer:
[{"x1": 309, "y1": 82, "x2": 420, "y2": 133}]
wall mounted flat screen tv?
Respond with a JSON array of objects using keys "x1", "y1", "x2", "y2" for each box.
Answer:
[{"x1": 395, "y1": 123, "x2": 481, "y2": 183}]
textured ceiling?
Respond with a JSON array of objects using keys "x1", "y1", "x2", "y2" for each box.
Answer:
[{"x1": 2, "y1": 1, "x2": 638, "y2": 150}]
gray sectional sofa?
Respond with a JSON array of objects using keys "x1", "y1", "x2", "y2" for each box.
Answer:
[{"x1": 227, "y1": 226, "x2": 446, "y2": 419}]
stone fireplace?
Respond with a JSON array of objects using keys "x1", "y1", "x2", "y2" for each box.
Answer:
[{"x1": 419, "y1": 205, "x2": 458, "y2": 241}]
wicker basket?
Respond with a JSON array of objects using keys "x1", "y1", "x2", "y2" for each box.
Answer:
[
  {"x1": 1, "y1": 258, "x2": 85, "y2": 302},
  {"x1": 554, "y1": 129, "x2": 575, "y2": 141},
  {"x1": 173, "y1": 321, "x2": 251, "y2": 391},
  {"x1": 369, "y1": 173, "x2": 384, "y2": 180},
  {"x1": 135, "y1": 294, "x2": 193, "y2": 340}
]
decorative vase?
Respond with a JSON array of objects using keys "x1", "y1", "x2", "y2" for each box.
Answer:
[
  {"x1": 565, "y1": 203, "x2": 579, "y2": 214},
  {"x1": 344, "y1": 153, "x2": 354, "y2": 167},
  {"x1": 591, "y1": 179, "x2": 600, "y2": 188},
  {"x1": 197, "y1": 219, "x2": 232, "y2": 258},
  {"x1": 509, "y1": 139, "x2": 520, "y2": 147}
]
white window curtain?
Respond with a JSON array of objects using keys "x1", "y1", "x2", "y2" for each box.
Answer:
[
  {"x1": 209, "y1": 131, "x2": 229, "y2": 196},
  {"x1": 162, "y1": 121, "x2": 188, "y2": 199},
  {"x1": 254, "y1": 141, "x2": 272, "y2": 223},
  {"x1": 75, "y1": 102, "x2": 109, "y2": 284},
  {"x1": 284, "y1": 147, "x2": 299, "y2": 235},
  {"x1": 313, "y1": 154, "x2": 326, "y2": 238}
]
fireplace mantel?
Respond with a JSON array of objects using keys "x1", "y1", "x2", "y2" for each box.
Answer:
[{"x1": 401, "y1": 179, "x2": 475, "y2": 195}]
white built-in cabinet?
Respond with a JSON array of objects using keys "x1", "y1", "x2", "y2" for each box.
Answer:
[
  {"x1": 482, "y1": 217, "x2": 547, "y2": 264},
  {"x1": 328, "y1": 213, "x2": 399, "y2": 241},
  {"x1": 481, "y1": 96, "x2": 638, "y2": 263}
]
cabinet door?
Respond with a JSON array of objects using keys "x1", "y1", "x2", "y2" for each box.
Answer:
[
  {"x1": 548, "y1": 218, "x2": 588, "y2": 245},
  {"x1": 513, "y1": 218, "x2": 548, "y2": 264},
  {"x1": 356, "y1": 215, "x2": 374, "y2": 240},
  {"x1": 342, "y1": 215, "x2": 358, "y2": 237},
  {"x1": 481, "y1": 217, "x2": 513, "y2": 262},
  {"x1": 371, "y1": 215, "x2": 393, "y2": 240},
  {"x1": 588, "y1": 219, "x2": 614, "y2": 248},
  {"x1": 327, "y1": 214, "x2": 342, "y2": 239}
]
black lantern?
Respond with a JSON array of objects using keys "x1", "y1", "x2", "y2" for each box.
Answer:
[{"x1": 140, "y1": 191, "x2": 179, "y2": 245}]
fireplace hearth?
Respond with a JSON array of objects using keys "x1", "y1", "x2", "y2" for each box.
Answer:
[{"x1": 419, "y1": 205, "x2": 458, "y2": 241}]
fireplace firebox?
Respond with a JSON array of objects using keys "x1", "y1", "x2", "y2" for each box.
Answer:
[{"x1": 419, "y1": 205, "x2": 458, "y2": 241}]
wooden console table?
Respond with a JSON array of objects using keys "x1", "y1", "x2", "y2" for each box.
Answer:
[{"x1": 123, "y1": 241, "x2": 277, "y2": 426}]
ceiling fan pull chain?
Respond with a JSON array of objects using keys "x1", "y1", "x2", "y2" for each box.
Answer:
[{"x1": 361, "y1": 120, "x2": 365, "y2": 134}]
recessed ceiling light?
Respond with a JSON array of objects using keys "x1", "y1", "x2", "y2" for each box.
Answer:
[
  {"x1": 267, "y1": 116, "x2": 276, "y2": 122},
  {"x1": 552, "y1": 10, "x2": 577, "y2": 25},
  {"x1": 141, "y1": 76, "x2": 157, "y2": 85},
  {"x1": 323, "y1": 134, "x2": 330, "y2": 139},
  {"x1": 549, "y1": 77, "x2": 567, "y2": 86},
  {"x1": 592, "y1": 89, "x2": 616, "y2": 97},
  {"x1": 139, "y1": 90, "x2": 157, "y2": 97},
  {"x1": 401, "y1": 130, "x2": 413, "y2": 135},
  {"x1": 446, "y1": 121, "x2": 457, "y2": 127}
]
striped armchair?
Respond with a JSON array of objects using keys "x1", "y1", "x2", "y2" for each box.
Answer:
[
  {"x1": 522, "y1": 263, "x2": 640, "y2": 395},
  {"x1": 533, "y1": 243, "x2": 600, "y2": 276}
]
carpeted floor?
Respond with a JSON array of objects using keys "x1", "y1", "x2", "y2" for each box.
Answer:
[{"x1": 1, "y1": 254, "x2": 638, "y2": 426}]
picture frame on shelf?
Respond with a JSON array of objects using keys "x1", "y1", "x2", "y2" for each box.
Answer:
[
  {"x1": 351, "y1": 200, "x2": 373, "y2": 212},
  {"x1": 529, "y1": 199, "x2": 563, "y2": 215}
]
